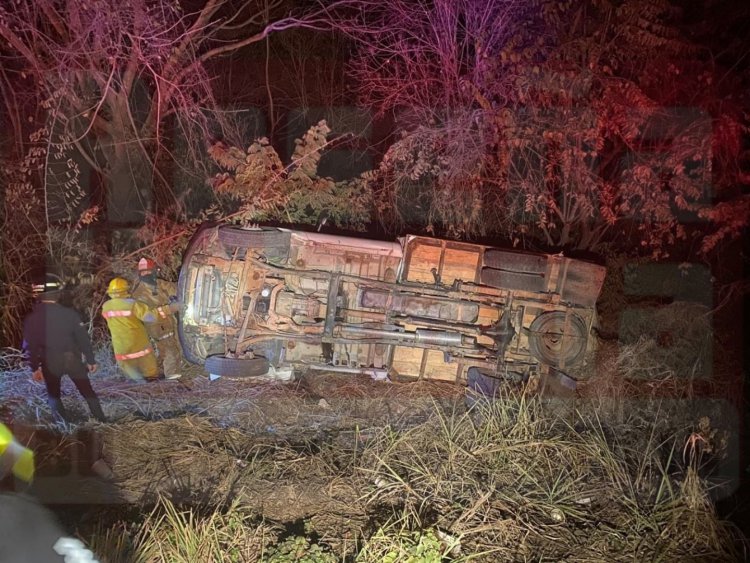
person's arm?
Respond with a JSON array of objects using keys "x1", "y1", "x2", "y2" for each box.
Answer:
[
  {"x1": 157, "y1": 301, "x2": 180, "y2": 317},
  {"x1": 22, "y1": 317, "x2": 43, "y2": 371},
  {"x1": 71, "y1": 310, "x2": 96, "y2": 366},
  {"x1": 160, "y1": 279, "x2": 177, "y2": 296},
  {"x1": 0, "y1": 493, "x2": 101, "y2": 562},
  {"x1": 133, "y1": 300, "x2": 159, "y2": 324},
  {"x1": 157, "y1": 280, "x2": 180, "y2": 314}
]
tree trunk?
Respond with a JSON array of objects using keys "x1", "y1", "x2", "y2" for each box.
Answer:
[
  {"x1": 105, "y1": 138, "x2": 153, "y2": 224},
  {"x1": 102, "y1": 98, "x2": 154, "y2": 225}
]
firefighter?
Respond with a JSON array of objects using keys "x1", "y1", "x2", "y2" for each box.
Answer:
[
  {"x1": 102, "y1": 277, "x2": 167, "y2": 382},
  {"x1": 23, "y1": 274, "x2": 107, "y2": 422},
  {"x1": 131, "y1": 258, "x2": 183, "y2": 380}
]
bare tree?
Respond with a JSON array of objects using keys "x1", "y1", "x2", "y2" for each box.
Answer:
[
  {"x1": 341, "y1": 0, "x2": 521, "y2": 239},
  {"x1": 0, "y1": 0, "x2": 354, "y2": 223}
]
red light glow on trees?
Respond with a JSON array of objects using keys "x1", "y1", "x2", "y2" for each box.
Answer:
[{"x1": 345, "y1": 0, "x2": 749, "y2": 256}]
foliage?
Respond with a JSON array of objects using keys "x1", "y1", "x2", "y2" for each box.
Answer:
[
  {"x1": 0, "y1": 126, "x2": 102, "y2": 344},
  {"x1": 357, "y1": 525, "x2": 453, "y2": 563},
  {"x1": 128, "y1": 205, "x2": 224, "y2": 282},
  {"x1": 348, "y1": 0, "x2": 749, "y2": 256},
  {"x1": 616, "y1": 302, "x2": 713, "y2": 379},
  {"x1": 265, "y1": 535, "x2": 337, "y2": 563},
  {"x1": 122, "y1": 121, "x2": 372, "y2": 285},
  {"x1": 207, "y1": 120, "x2": 372, "y2": 230},
  {"x1": 698, "y1": 194, "x2": 750, "y2": 254},
  {"x1": 0, "y1": 0, "x2": 361, "y2": 220},
  {"x1": 84, "y1": 497, "x2": 278, "y2": 563}
]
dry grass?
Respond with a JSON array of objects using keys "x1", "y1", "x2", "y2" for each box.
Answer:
[
  {"x1": 302, "y1": 372, "x2": 461, "y2": 401},
  {"x1": 85, "y1": 497, "x2": 280, "y2": 563},
  {"x1": 0, "y1": 345, "x2": 301, "y2": 428},
  {"x1": 1, "y1": 342, "x2": 743, "y2": 561},
  {"x1": 353, "y1": 395, "x2": 742, "y2": 561},
  {"x1": 71, "y1": 390, "x2": 744, "y2": 562},
  {"x1": 618, "y1": 301, "x2": 713, "y2": 380}
]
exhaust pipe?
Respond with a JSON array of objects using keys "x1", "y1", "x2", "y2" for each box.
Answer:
[{"x1": 340, "y1": 326, "x2": 476, "y2": 347}]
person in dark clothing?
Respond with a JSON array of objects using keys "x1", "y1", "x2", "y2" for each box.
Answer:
[{"x1": 22, "y1": 274, "x2": 106, "y2": 422}]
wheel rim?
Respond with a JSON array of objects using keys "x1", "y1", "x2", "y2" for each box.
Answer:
[{"x1": 528, "y1": 311, "x2": 587, "y2": 367}]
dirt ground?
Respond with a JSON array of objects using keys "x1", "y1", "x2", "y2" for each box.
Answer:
[
  {"x1": 2, "y1": 362, "x2": 465, "y2": 535},
  {"x1": 0, "y1": 329, "x2": 746, "y2": 560}
]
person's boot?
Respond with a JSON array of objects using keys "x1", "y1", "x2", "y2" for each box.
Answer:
[
  {"x1": 85, "y1": 397, "x2": 107, "y2": 423},
  {"x1": 47, "y1": 397, "x2": 69, "y2": 422}
]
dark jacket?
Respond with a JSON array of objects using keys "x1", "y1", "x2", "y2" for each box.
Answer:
[{"x1": 22, "y1": 302, "x2": 95, "y2": 370}]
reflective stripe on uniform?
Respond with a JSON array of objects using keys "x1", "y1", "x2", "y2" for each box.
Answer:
[
  {"x1": 115, "y1": 347, "x2": 153, "y2": 361},
  {"x1": 156, "y1": 332, "x2": 175, "y2": 340},
  {"x1": 102, "y1": 310, "x2": 133, "y2": 318}
]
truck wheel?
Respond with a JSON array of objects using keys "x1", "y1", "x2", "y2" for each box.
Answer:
[
  {"x1": 528, "y1": 311, "x2": 587, "y2": 368},
  {"x1": 204, "y1": 356, "x2": 270, "y2": 378},
  {"x1": 217, "y1": 227, "x2": 290, "y2": 249},
  {"x1": 466, "y1": 367, "x2": 501, "y2": 397},
  {"x1": 179, "y1": 330, "x2": 225, "y2": 366}
]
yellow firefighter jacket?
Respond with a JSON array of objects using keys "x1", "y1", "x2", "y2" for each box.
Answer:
[
  {"x1": 131, "y1": 279, "x2": 177, "y2": 340},
  {"x1": 101, "y1": 297, "x2": 157, "y2": 361},
  {"x1": 0, "y1": 423, "x2": 34, "y2": 483}
]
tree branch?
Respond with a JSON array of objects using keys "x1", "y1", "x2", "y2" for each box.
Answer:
[
  {"x1": 198, "y1": 0, "x2": 360, "y2": 63},
  {"x1": 36, "y1": 0, "x2": 68, "y2": 41},
  {"x1": 217, "y1": 0, "x2": 282, "y2": 31}
]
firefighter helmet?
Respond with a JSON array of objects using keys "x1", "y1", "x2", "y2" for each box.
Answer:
[
  {"x1": 31, "y1": 273, "x2": 64, "y2": 295},
  {"x1": 137, "y1": 257, "x2": 157, "y2": 272},
  {"x1": 107, "y1": 277, "x2": 130, "y2": 297}
]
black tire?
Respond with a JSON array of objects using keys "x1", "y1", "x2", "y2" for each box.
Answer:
[
  {"x1": 481, "y1": 267, "x2": 547, "y2": 292},
  {"x1": 484, "y1": 250, "x2": 547, "y2": 273},
  {"x1": 528, "y1": 311, "x2": 588, "y2": 368},
  {"x1": 218, "y1": 227, "x2": 290, "y2": 249},
  {"x1": 204, "y1": 355, "x2": 270, "y2": 378},
  {"x1": 560, "y1": 261, "x2": 606, "y2": 307}
]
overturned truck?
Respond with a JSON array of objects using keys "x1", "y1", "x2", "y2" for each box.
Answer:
[{"x1": 178, "y1": 224, "x2": 606, "y2": 387}]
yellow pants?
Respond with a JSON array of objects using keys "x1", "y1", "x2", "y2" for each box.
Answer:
[{"x1": 118, "y1": 351, "x2": 159, "y2": 381}]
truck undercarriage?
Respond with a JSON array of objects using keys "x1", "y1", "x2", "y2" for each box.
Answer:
[{"x1": 178, "y1": 225, "x2": 605, "y2": 386}]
